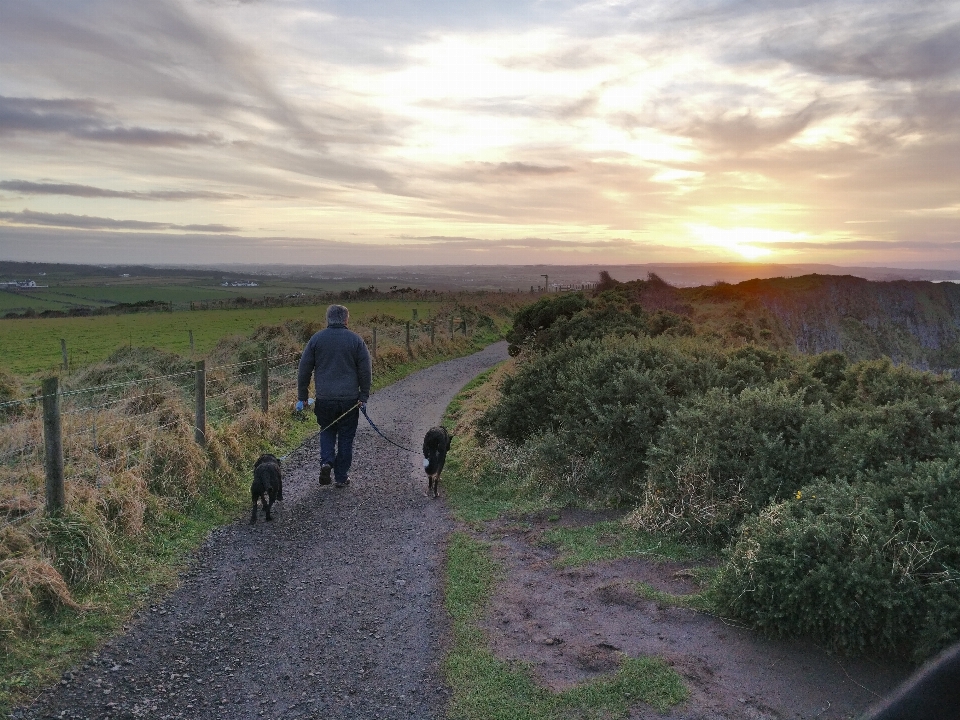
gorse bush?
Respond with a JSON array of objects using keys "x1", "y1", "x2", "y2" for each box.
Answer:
[
  {"x1": 505, "y1": 289, "x2": 695, "y2": 357},
  {"x1": 479, "y1": 335, "x2": 800, "y2": 502},
  {"x1": 638, "y1": 385, "x2": 836, "y2": 542},
  {"x1": 714, "y1": 465, "x2": 960, "y2": 660},
  {"x1": 481, "y1": 289, "x2": 960, "y2": 660}
]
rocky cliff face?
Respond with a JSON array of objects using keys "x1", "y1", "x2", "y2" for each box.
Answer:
[{"x1": 734, "y1": 275, "x2": 960, "y2": 373}]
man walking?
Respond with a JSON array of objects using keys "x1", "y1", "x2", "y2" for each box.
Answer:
[{"x1": 297, "y1": 304, "x2": 372, "y2": 488}]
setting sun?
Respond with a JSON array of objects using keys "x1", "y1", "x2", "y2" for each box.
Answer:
[{"x1": 686, "y1": 225, "x2": 810, "y2": 261}]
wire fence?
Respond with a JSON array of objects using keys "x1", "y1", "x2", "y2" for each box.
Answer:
[
  {"x1": 0, "y1": 315, "x2": 477, "y2": 529},
  {"x1": 0, "y1": 350, "x2": 303, "y2": 530}
]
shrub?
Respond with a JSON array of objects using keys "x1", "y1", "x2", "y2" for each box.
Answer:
[
  {"x1": 480, "y1": 336, "x2": 804, "y2": 499},
  {"x1": 506, "y1": 293, "x2": 592, "y2": 353},
  {"x1": 714, "y1": 469, "x2": 960, "y2": 660},
  {"x1": 534, "y1": 302, "x2": 648, "y2": 352},
  {"x1": 648, "y1": 310, "x2": 694, "y2": 337},
  {"x1": 640, "y1": 385, "x2": 836, "y2": 542}
]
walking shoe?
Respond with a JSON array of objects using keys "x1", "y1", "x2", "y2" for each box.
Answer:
[
  {"x1": 319, "y1": 463, "x2": 332, "y2": 486},
  {"x1": 334, "y1": 477, "x2": 350, "y2": 489}
]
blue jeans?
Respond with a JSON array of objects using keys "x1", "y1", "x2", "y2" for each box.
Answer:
[{"x1": 315, "y1": 398, "x2": 360, "y2": 482}]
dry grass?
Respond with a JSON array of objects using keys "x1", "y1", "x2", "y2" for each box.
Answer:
[
  {"x1": 625, "y1": 442, "x2": 748, "y2": 538},
  {"x1": 0, "y1": 525, "x2": 85, "y2": 640}
]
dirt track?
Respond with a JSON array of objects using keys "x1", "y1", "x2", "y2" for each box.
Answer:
[{"x1": 15, "y1": 342, "x2": 510, "y2": 720}]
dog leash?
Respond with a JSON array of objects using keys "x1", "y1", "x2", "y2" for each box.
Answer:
[
  {"x1": 280, "y1": 401, "x2": 362, "y2": 461},
  {"x1": 360, "y1": 406, "x2": 419, "y2": 454},
  {"x1": 317, "y1": 401, "x2": 363, "y2": 433}
]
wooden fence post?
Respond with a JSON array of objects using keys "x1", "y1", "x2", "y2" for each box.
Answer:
[
  {"x1": 430, "y1": 323, "x2": 435, "y2": 344},
  {"x1": 60, "y1": 339, "x2": 68, "y2": 374},
  {"x1": 448, "y1": 317, "x2": 454, "y2": 338},
  {"x1": 189, "y1": 330, "x2": 195, "y2": 356},
  {"x1": 42, "y1": 377, "x2": 64, "y2": 514},
  {"x1": 372, "y1": 327, "x2": 378, "y2": 359},
  {"x1": 194, "y1": 360, "x2": 206, "y2": 446},
  {"x1": 405, "y1": 321, "x2": 413, "y2": 358},
  {"x1": 260, "y1": 350, "x2": 269, "y2": 414}
]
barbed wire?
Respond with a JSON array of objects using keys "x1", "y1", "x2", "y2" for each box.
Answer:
[
  {"x1": 2, "y1": 348, "x2": 309, "y2": 509},
  {"x1": 61, "y1": 391, "x2": 155, "y2": 416},
  {"x1": 0, "y1": 442, "x2": 41, "y2": 463},
  {"x1": 0, "y1": 351, "x2": 301, "y2": 413},
  {"x1": 58, "y1": 369, "x2": 197, "y2": 398},
  {"x1": 0, "y1": 396, "x2": 41, "y2": 410},
  {"x1": 0, "y1": 506, "x2": 43, "y2": 530}
]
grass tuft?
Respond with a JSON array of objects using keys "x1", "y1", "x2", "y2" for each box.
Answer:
[{"x1": 539, "y1": 520, "x2": 710, "y2": 568}]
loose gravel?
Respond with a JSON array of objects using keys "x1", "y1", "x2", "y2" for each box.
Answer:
[{"x1": 15, "y1": 342, "x2": 509, "y2": 720}]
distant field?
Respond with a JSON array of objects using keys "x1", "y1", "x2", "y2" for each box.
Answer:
[
  {"x1": 0, "y1": 300, "x2": 444, "y2": 376},
  {"x1": 0, "y1": 290, "x2": 73, "y2": 313},
  {"x1": 0, "y1": 279, "x2": 419, "y2": 313},
  {"x1": 50, "y1": 285, "x2": 237, "y2": 305}
]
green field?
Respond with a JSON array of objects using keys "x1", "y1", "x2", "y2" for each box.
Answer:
[
  {"x1": 34, "y1": 285, "x2": 236, "y2": 306},
  {"x1": 0, "y1": 300, "x2": 445, "y2": 376},
  {"x1": 0, "y1": 279, "x2": 414, "y2": 314},
  {"x1": 0, "y1": 290, "x2": 75, "y2": 313}
]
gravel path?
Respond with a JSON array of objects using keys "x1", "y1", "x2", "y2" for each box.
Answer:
[{"x1": 16, "y1": 342, "x2": 509, "y2": 720}]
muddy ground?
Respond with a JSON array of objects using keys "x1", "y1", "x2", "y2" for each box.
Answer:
[
  {"x1": 15, "y1": 341, "x2": 912, "y2": 720},
  {"x1": 477, "y1": 510, "x2": 911, "y2": 720}
]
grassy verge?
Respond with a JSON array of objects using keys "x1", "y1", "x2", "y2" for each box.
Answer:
[
  {"x1": 538, "y1": 520, "x2": 710, "y2": 568},
  {"x1": 0, "y1": 331, "x2": 500, "y2": 715},
  {"x1": 444, "y1": 533, "x2": 688, "y2": 720},
  {"x1": 1, "y1": 493, "x2": 237, "y2": 707},
  {"x1": 442, "y1": 364, "x2": 556, "y2": 523}
]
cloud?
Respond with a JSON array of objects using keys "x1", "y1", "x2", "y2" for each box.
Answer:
[
  {"x1": 0, "y1": 209, "x2": 238, "y2": 233},
  {"x1": 489, "y1": 162, "x2": 574, "y2": 175},
  {"x1": 499, "y1": 43, "x2": 613, "y2": 72},
  {"x1": 767, "y1": 15, "x2": 960, "y2": 81},
  {"x1": 0, "y1": 96, "x2": 221, "y2": 146},
  {"x1": 757, "y1": 238, "x2": 960, "y2": 252},
  {"x1": 0, "y1": 1, "x2": 358, "y2": 150},
  {"x1": 680, "y1": 101, "x2": 825, "y2": 153},
  {"x1": 0, "y1": 180, "x2": 246, "y2": 201},
  {"x1": 398, "y1": 235, "x2": 643, "y2": 250},
  {"x1": 0, "y1": 225, "x2": 689, "y2": 267}
]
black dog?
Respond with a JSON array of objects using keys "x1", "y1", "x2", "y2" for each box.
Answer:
[
  {"x1": 251, "y1": 453, "x2": 283, "y2": 523},
  {"x1": 422, "y1": 426, "x2": 453, "y2": 498}
]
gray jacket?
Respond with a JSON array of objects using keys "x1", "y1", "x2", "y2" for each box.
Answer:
[{"x1": 297, "y1": 323, "x2": 372, "y2": 403}]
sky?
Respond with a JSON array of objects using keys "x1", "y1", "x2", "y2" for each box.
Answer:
[{"x1": 0, "y1": 0, "x2": 958, "y2": 267}]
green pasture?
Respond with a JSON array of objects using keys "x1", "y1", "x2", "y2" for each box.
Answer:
[
  {"x1": 0, "y1": 291, "x2": 72, "y2": 313},
  {"x1": 1, "y1": 279, "x2": 425, "y2": 313},
  {"x1": 0, "y1": 300, "x2": 444, "y2": 376},
  {"x1": 46, "y1": 285, "x2": 236, "y2": 306}
]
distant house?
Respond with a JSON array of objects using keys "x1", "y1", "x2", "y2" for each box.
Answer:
[
  {"x1": 121, "y1": 273, "x2": 130, "y2": 278},
  {"x1": 1, "y1": 279, "x2": 47, "y2": 289}
]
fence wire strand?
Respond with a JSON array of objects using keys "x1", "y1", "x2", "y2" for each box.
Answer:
[{"x1": 2, "y1": 349, "x2": 310, "y2": 533}]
